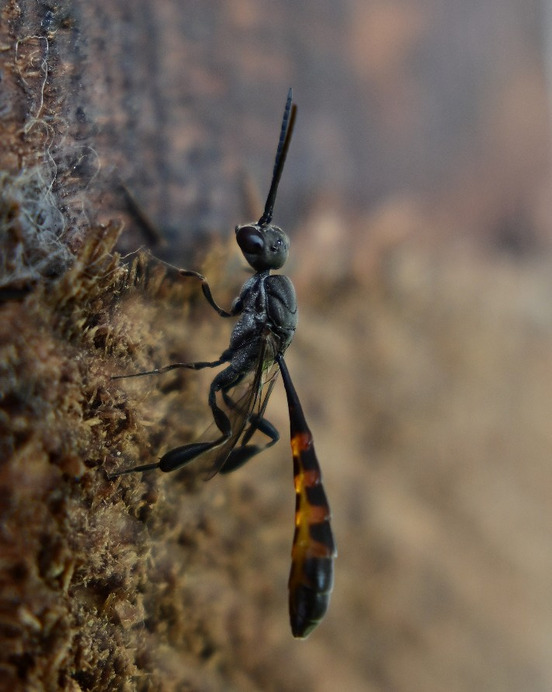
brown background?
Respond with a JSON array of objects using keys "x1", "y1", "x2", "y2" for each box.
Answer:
[{"x1": 2, "y1": 0, "x2": 552, "y2": 690}]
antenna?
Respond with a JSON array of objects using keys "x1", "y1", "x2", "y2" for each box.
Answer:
[{"x1": 258, "y1": 88, "x2": 297, "y2": 226}]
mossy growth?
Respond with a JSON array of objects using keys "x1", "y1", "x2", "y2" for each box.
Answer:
[{"x1": 0, "y1": 206, "x2": 261, "y2": 689}]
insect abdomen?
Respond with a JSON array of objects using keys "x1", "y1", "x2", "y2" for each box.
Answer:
[
  {"x1": 289, "y1": 556, "x2": 334, "y2": 638},
  {"x1": 288, "y1": 430, "x2": 336, "y2": 638}
]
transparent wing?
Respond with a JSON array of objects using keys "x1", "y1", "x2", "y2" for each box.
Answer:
[{"x1": 191, "y1": 330, "x2": 280, "y2": 480}]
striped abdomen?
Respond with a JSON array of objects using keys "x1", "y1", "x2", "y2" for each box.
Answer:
[{"x1": 277, "y1": 355, "x2": 336, "y2": 639}]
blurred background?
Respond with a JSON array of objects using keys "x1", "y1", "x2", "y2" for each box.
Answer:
[
  {"x1": 96, "y1": 1, "x2": 552, "y2": 690},
  {"x1": 18, "y1": 0, "x2": 552, "y2": 689}
]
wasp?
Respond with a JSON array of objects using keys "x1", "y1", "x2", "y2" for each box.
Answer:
[{"x1": 110, "y1": 90, "x2": 336, "y2": 638}]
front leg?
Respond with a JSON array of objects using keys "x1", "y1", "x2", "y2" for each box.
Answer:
[
  {"x1": 178, "y1": 269, "x2": 242, "y2": 318},
  {"x1": 142, "y1": 253, "x2": 243, "y2": 318}
]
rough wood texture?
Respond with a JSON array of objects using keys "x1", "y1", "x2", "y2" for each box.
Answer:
[{"x1": 1, "y1": 0, "x2": 552, "y2": 691}]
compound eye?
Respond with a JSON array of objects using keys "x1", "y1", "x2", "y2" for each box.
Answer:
[{"x1": 236, "y1": 226, "x2": 264, "y2": 254}]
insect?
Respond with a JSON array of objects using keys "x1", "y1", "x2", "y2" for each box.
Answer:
[{"x1": 110, "y1": 89, "x2": 336, "y2": 638}]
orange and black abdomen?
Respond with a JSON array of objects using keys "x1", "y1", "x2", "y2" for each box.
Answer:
[{"x1": 277, "y1": 355, "x2": 337, "y2": 639}]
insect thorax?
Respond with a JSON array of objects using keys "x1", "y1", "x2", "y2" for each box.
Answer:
[{"x1": 228, "y1": 272, "x2": 297, "y2": 359}]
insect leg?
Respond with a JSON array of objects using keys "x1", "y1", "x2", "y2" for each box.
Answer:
[
  {"x1": 108, "y1": 360, "x2": 235, "y2": 478},
  {"x1": 216, "y1": 373, "x2": 280, "y2": 473},
  {"x1": 137, "y1": 252, "x2": 242, "y2": 319},
  {"x1": 111, "y1": 358, "x2": 226, "y2": 381},
  {"x1": 147, "y1": 365, "x2": 243, "y2": 473},
  {"x1": 220, "y1": 410, "x2": 280, "y2": 474},
  {"x1": 178, "y1": 269, "x2": 242, "y2": 318}
]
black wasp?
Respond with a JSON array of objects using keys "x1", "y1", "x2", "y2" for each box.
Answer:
[{"x1": 110, "y1": 90, "x2": 336, "y2": 638}]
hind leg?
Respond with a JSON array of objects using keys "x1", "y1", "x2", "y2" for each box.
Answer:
[
  {"x1": 216, "y1": 387, "x2": 280, "y2": 473},
  {"x1": 109, "y1": 364, "x2": 243, "y2": 477},
  {"x1": 219, "y1": 413, "x2": 280, "y2": 473}
]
